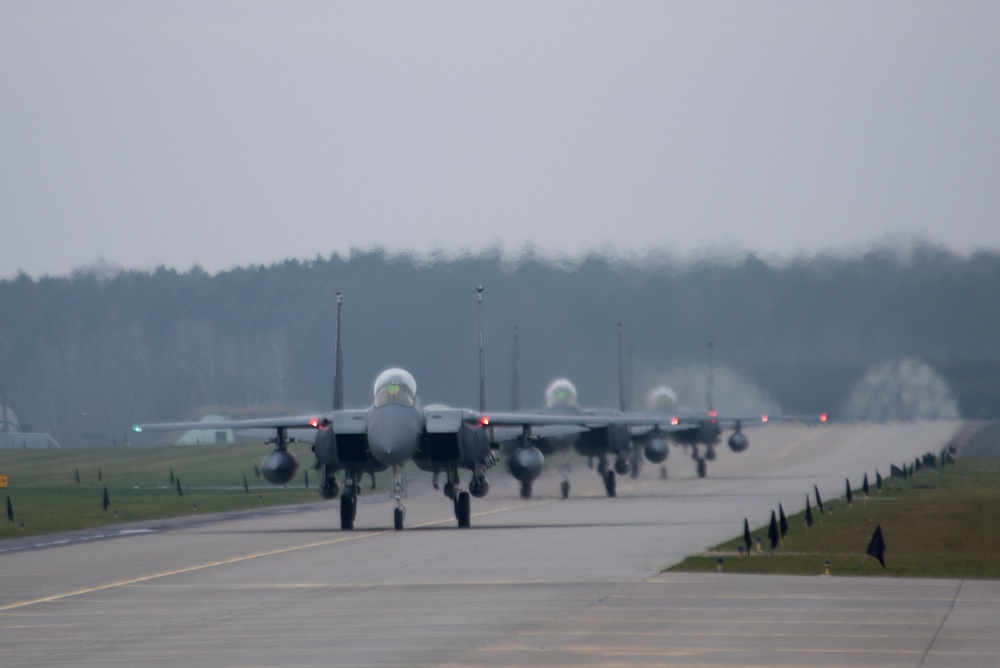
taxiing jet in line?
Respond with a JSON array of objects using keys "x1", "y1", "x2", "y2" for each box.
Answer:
[
  {"x1": 134, "y1": 290, "x2": 679, "y2": 530},
  {"x1": 638, "y1": 342, "x2": 828, "y2": 479}
]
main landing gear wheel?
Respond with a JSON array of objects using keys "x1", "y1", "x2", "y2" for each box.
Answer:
[
  {"x1": 660, "y1": 466, "x2": 668, "y2": 479},
  {"x1": 393, "y1": 507, "x2": 404, "y2": 531},
  {"x1": 340, "y1": 495, "x2": 355, "y2": 530},
  {"x1": 456, "y1": 491, "x2": 471, "y2": 528},
  {"x1": 604, "y1": 470, "x2": 617, "y2": 497},
  {"x1": 560, "y1": 480, "x2": 570, "y2": 499},
  {"x1": 696, "y1": 458, "x2": 707, "y2": 479},
  {"x1": 519, "y1": 481, "x2": 532, "y2": 499}
]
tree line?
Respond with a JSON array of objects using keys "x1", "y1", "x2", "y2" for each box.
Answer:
[{"x1": 1, "y1": 243, "x2": 998, "y2": 446}]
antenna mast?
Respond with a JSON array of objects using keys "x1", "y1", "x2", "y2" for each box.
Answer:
[
  {"x1": 510, "y1": 326, "x2": 520, "y2": 410},
  {"x1": 477, "y1": 285, "x2": 486, "y2": 412},
  {"x1": 706, "y1": 340, "x2": 715, "y2": 412},
  {"x1": 617, "y1": 323, "x2": 626, "y2": 413},
  {"x1": 333, "y1": 292, "x2": 343, "y2": 410}
]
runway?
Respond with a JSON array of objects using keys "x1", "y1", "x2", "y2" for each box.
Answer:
[{"x1": 3, "y1": 421, "x2": 998, "y2": 667}]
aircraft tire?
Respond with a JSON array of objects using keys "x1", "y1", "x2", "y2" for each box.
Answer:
[
  {"x1": 604, "y1": 470, "x2": 616, "y2": 497},
  {"x1": 457, "y1": 492, "x2": 471, "y2": 528},
  {"x1": 696, "y1": 458, "x2": 707, "y2": 479},
  {"x1": 660, "y1": 466, "x2": 668, "y2": 479},
  {"x1": 519, "y1": 481, "x2": 532, "y2": 499},
  {"x1": 393, "y1": 507, "x2": 404, "y2": 531},
  {"x1": 560, "y1": 480, "x2": 570, "y2": 499},
  {"x1": 340, "y1": 495, "x2": 355, "y2": 530}
]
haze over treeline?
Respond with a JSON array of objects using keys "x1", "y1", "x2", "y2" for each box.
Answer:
[{"x1": 1, "y1": 244, "x2": 997, "y2": 446}]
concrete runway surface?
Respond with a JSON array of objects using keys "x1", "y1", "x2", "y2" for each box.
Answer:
[{"x1": 3, "y1": 421, "x2": 998, "y2": 667}]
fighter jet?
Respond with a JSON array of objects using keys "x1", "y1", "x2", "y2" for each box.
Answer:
[
  {"x1": 134, "y1": 290, "x2": 676, "y2": 530},
  {"x1": 636, "y1": 343, "x2": 828, "y2": 478},
  {"x1": 502, "y1": 326, "x2": 690, "y2": 499},
  {"x1": 511, "y1": 376, "x2": 641, "y2": 498}
]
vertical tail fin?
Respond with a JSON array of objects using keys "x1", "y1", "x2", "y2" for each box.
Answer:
[
  {"x1": 333, "y1": 292, "x2": 343, "y2": 410},
  {"x1": 477, "y1": 286, "x2": 486, "y2": 412},
  {"x1": 510, "y1": 326, "x2": 520, "y2": 410},
  {"x1": 617, "y1": 323, "x2": 627, "y2": 412},
  {"x1": 706, "y1": 340, "x2": 714, "y2": 413}
]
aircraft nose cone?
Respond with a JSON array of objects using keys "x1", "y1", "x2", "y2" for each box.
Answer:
[{"x1": 368, "y1": 406, "x2": 421, "y2": 466}]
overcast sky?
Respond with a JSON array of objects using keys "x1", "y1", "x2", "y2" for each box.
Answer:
[{"x1": 2, "y1": 2, "x2": 998, "y2": 279}]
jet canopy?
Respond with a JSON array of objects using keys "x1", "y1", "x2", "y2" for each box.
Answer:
[
  {"x1": 647, "y1": 386, "x2": 678, "y2": 411},
  {"x1": 545, "y1": 378, "x2": 578, "y2": 407},
  {"x1": 373, "y1": 368, "x2": 417, "y2": 408}
]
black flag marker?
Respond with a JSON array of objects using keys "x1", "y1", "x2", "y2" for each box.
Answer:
[
  {"x1": 176, "y1": 478, "x2": 183, "y2": 497},
  {"x1": 743, "y1": 518, "x2": 752, "y2": 555},
  {"x1": 814, "y1": 485, "x2": 824, "y2": 514},
  {"x1": 102, "y1": 487, "x2": 110, "y2": 512},
  {"x1": 866, "y1": 525, "x2": 887, "y2": 568},
  {"x1": 846, "y1": 479, "x2": 853, "y2": 506},
  {"x1": 778, "y1": 503, "x2": 788, "y2": 538},
  {"x1": 6, "y1": 496, "x2": 12, "y2": 522},
  {"x1": 805, "y1": 495, "x2": 814, "y2": 527},
  {"x1": 243, "y1": 474, "x2": 249, "y2": 494},
  {"x1": 768, "y1": 511, "x2": 779, "y2": 549},
  {"x1": 862, "y1": 473, "x2": 870, "y2": 498},
  {"x1": 876, "y1": 470, "x2": 883, "y2": 491},
  {"x1": 74, "y1": 468, "x2": 80, "y2": 484}
]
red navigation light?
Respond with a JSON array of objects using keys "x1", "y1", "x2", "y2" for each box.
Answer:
[
  {"x1": 708, "y1": 410, "x2": 717, "y2": 418},
  {"x1": 761, "y1": 415, "x2": 769, "y2": 423},
  {"x1": 480, "y1": 416, "x2": 490, "y2": 426},
  {"x1": 820, "y1": 413, "x2": 828, "y2": 423},
  {"x1": 671, "y1": 417, "x2": 679, "y2": 426},
  {"x1": 308, "y1": 418, "x2": 320, "y2": 428}
]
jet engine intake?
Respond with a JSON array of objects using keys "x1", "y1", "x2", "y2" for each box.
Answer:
[
  {"x1": 728, "y1": 429, "x2": 749, "y2": 453},
  {"x1": 508, "y1": 446, "x2": 545, "y2": 483}
]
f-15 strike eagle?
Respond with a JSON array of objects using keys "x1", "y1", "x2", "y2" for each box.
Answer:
[
  {"x1": 639, "y1": 342, "x2": 828, "y2": 479},
  {"x1": 505, "y1": 376, "x2": 643, "y2": 499},
  {"x1": 501, "y1": 335, "x2": 827, "y2": 497},
  {"x1": 134, "y1": 289, "x2": 679, "y2": 531}
]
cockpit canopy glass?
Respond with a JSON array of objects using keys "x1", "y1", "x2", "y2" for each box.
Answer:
[
  {"x1": 545, "y1": 378, "x2": 578, "y2": 407},
  {"x1": 373, "y1": 368, "x2": 417, "y2": 408}
]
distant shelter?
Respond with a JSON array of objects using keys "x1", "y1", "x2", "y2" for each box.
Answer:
[
  {"x1": 1, "y1": 402, "x2": 61, "y2": 449},
  {"x1": 174, "y1": 415, "x2": 236, "y2": 445}
]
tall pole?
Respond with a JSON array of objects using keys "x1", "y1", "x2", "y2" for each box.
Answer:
[
  {"x1": 510, "y1": 326, "x2": 520, "y2": 410},
  {"x1": 333, "y1": 292, "x2": 343, "y2": 410},
  {"x1": 617, "y1": 323, "x2": 626, "y2": 413},
  {"x1": 706, "y1": 340, "x2": 715, "y2": 413},
  {"x1": 477, "y1": 285, "x2": 486, "y2": 412}
]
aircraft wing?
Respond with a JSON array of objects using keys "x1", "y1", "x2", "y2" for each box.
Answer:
[
  {"x1": 132, "y1": 414, "x2": 329, "y2": 434},
  {"x1": 708, "y1": 414, "x2": 827, "y2": 429},
  {"x1": 629, "y1": 423, "x2": 700, "y2": 437},
  {"x1": 238, "y1": 428, "x2": 320, "y2": 443},
  {"x1": 489, "y1": 424, "x2": 590, "y2": 443},
  {"x1": 475, "y1": 410, "x2": 684, "y2": 430},
  {"x1": 664, "y1": 412, "x2": 828, "y2": 429}
]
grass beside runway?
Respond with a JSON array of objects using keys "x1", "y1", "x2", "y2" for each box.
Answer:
[
  {"x1": 0, "y1": 443, "x2": 331, "y2": 537},
  {"x1": 669, "y1": 457, "x2": 1000, "y2": 578}
]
